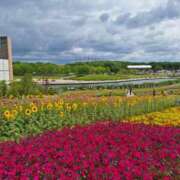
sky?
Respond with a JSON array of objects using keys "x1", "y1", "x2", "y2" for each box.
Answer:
[{"x1": 0, "y1": 0, "x2": 180, "y2": 63}]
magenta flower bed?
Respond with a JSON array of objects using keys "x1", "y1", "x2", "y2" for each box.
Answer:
[{"x1": 0, "y1": 122, "x2": 179, "y2": 179}]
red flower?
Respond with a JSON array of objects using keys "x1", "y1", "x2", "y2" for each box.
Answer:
[{"x1": 0, "y1": 122, "x2": 179, "y2": 179}]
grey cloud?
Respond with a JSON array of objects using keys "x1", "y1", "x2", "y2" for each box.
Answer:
[
  {"x1": 144, "y1": 43, "x2": 180, "y2": 53},
  {"x1": 71, "y1": 17, "x2": 87, "y2": 26},
  {"x1": 0, "y1": 0, "x2": 180, "y2": 62},
  {"x1": 100, "y1": 13, "x2": 109, "y2": 22},
  {"x1": 115, "y1": 0, "x2": 180, "y2": 28},
  {"x1": 115, "y1": 13, "x2": 131, "y2": 24},
  {"x1": 85, "y1": 39, "x2": 134, "y2": 54}
]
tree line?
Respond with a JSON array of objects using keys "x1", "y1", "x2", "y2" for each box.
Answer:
[{"x1": 13, "y1": 61, "x2": 180, "y2": 76}]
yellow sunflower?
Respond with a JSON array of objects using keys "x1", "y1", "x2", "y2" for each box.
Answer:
[
  {"x1": 65, "y1": 104, "x2": 72, "y2": 111},
  {"x1": 3, "y1": 110, "x2": 11, "y2": 120},
  {"x1": 30, "y1": 103, "x2": 35, "y2": 107},
  {"x1": 25, "y1": 109, "x2": 32, "y2": 116},
  {"x1": 31, "y1": 106, "x2": 38, "y2": 113},
  {"x1": 47, "y1": 103, "x2": 53, "y2": 110},
  {"x1": 72, "y1": 103, "x2": 78, "y2": 111}
]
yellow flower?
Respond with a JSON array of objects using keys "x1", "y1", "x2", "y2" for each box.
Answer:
[
  {"x1": 65, "y1": 103, "x2": 72, "y2": 111},
  {"x1": 47, "y1": 103, "x2": 53, "y2": 110},
  {"x1": 57, "y1": 100, "x2": 64, "y2": 105},
  {"x1": 3, "y1": 110, "x2": 11, "y2": 120},
  {"x1": 12, "y1": 110, "x2": 18, "y2": 116},
  {"x1": 55, "y1": 102, "x2": 63, "y2": 110},
  {"x1": 30, "y1": 103, "x2": 35, "y2": 107},
  {"x1": 19, "y1": 105, "x2": 23, "y2": 112},
  {"x1": 25, "y1": 109, "x2": 32, "y2": 116},
  {"x1": 72, "y1": 103, "x2": 78, "y2": 111},
  {"x1": 117, "y1": 97, "x2": 122, "y2": 104},
  {"x1": 31, "y1": 106, "x2": 38, "y2": 113},
  {"x1": 83, "y1": 102, "x2": 87, "y2": 107},
  {"x1": 101, "y1": 97, "x2": 107, "y2": 103},
  {"x1": 126, "y1": 107, "x2": 180, "y2": 127},
  {"x1": 59, "y1": 111, "x2": 64, "y2": 118}
]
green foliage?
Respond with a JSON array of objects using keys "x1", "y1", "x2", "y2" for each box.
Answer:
[
  {"x1": 150, "y1": 62, "x2": 180, "y2": 71},
  {"x1": 0, "y1": 81, "x2": 8, "y2": 97},
  {"x1": 20, "y1": 73, "x2": 33, "y2": 95},
  {"x1": 13, "y1": 61, "x2": 180, "y2": 76},
  {"x1": 2, "y1": 73, "x2": 45, "y2": 97},
  {"x1": 13, "y1": 62, "x2": 62, "y2": 76},
  {"x1": 13, "y1": 61, "x2": 180, "y2": 77}
]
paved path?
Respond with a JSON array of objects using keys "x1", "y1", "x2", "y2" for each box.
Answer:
[{"x1": 36, "y1": 77, "x2": 172, "y2": 85}]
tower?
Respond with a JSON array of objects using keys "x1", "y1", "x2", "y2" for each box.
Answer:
[{"x1": 0, "y1": 36, "x2": 13, "y2": 81}]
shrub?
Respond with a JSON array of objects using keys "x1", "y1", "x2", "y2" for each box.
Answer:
[
  {"x1": 0, "y1": 81, "x2": 8, "y2": 97},
  {"x1": 7, "y1": 74, "x2": 44, "y2": 97}
]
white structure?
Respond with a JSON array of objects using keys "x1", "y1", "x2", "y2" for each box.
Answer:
[
  {"x1": 0, "y1": 59, "x2": 10, "y2": 81},
  {"x1": 0, "y1": 36, "x2": 13, "y2": 81},
  {"x1": 126, "y1": 89, "x2": 135, "y2": 97},
  {"x1": 127, "y1": 65, "x2": 152, "y2": 69}
]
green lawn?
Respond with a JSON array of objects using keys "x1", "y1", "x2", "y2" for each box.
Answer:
[
  {"x1": 14, "y1": 75, "x2": 62, "y2": 81},
  {"x1": 70, "y1": 73, "x2": 165, "y2": 81},
  {"x1": 14, "y1": 73, "x2": 168, "y2": 81}
]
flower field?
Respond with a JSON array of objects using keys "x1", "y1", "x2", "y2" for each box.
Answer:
[
  {"x1": 0, "y1": 94, "x2": 179, "y2": 179},
  {"x1": 0, "y1": 95, "x2": 179, "y2": 141},
  {"x1": 0, "y1": 122, "x2": 179, "y2": 179},
  {"x1": 126, "y1": 107, "x2": 180, "y2": 126}
]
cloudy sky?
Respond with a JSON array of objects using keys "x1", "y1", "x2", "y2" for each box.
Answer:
[{"x1": 1, "y1": 0, "x2": 180, "y2": 63}]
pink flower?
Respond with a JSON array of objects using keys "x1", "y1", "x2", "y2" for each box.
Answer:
[{"x1": 0, "y1": 122, "x2": 179, "y2": 179}]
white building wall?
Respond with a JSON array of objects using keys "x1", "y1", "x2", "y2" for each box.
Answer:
[
  {"x1": 127, "y1": 65, "x2": 152, "y2": 69},
  {"x1": 0, "y1": 59, "x2": 10, "y2": 81}
]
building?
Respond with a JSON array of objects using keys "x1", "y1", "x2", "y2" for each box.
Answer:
[
  {"x1": 127, "y1": 65, "x2": 152, "y2": 75},
  {"x1": 127, "y1": 65, "x2": 152, "y2": 69},
  {"x1": 0, "y1": 36, "x2": 13, "y2": 81}
]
